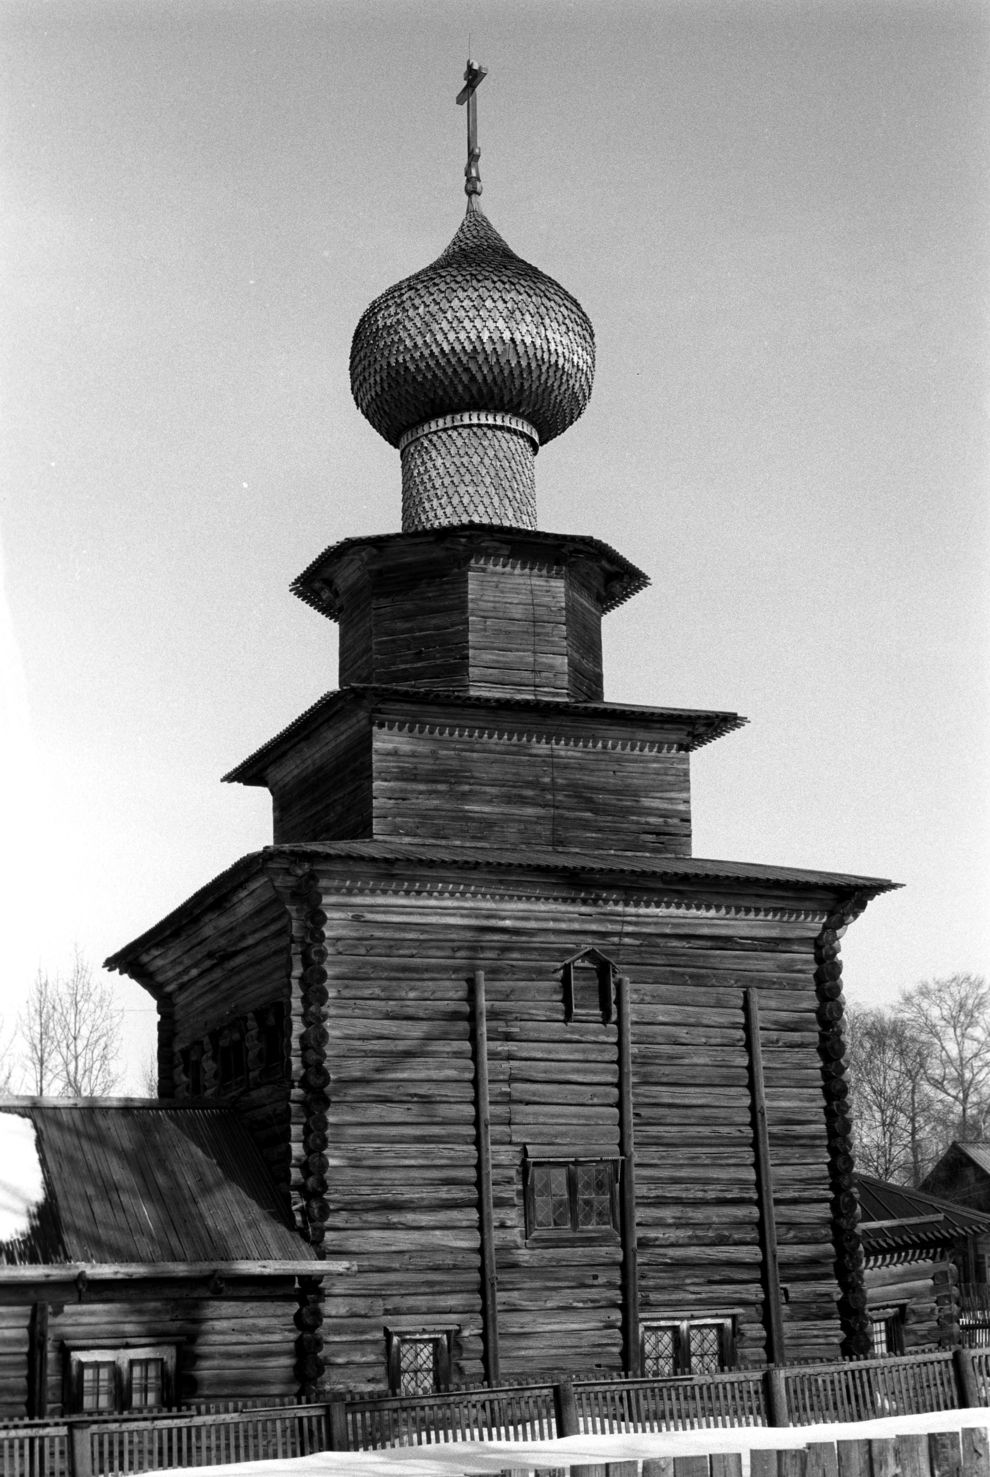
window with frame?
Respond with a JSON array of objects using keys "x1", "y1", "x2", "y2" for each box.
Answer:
[
  {"x1": 385, "y1": 1327, "x2": 453, "y2": 1396},
  {"x1": 68, "y1": 1346, "x2": 176, "y2": 1414},
  {"x1": 868, "y1": 1307, "x2": 904, "y2": 1357},
  {"x1": 641, "y1": 1319, "x2": 734, "y2": 1376},
  {"x1": 524, "y1": 1157, "x2": 620, "y2": 1241}
]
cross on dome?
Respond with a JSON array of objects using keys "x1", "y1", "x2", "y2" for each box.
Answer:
[{"x1": 456, "y1": 59, "x2": 488, "y2": 206}]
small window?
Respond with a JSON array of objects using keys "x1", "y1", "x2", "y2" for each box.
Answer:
[
  {"x1": 385, "y1": 1327, "x2": 453, "y2": 1395},
  {"x1": 68, "y1": 1347, "x2": 175, "y2": 1414},
  {"x1": 642, "y1": 1319, "x2": 734, "y2": 1376},
  {"x1": 180, "y1": 1041, "x2": 204, "y2": 1096},
  {"x1": 562, "y1": 949, "x2": 616, "y2": 1024},
  {"x1": 524, "y1": 1157, "x2": 620, "y2": 1241},
  {"x1": 869, "y1": 1308, "x2": 904, "y2": 1357},
  {"x1": 211, "y1": 1021, "x2": 248, "y2": 1091},
  {"x1": 255, "y1": 1003, "x2": 286, "y2": 1078}
]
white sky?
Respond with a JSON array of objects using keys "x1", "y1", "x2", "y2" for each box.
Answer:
[{"x1": 2, "y1": 0, "x2": 988, "y2": 1087}]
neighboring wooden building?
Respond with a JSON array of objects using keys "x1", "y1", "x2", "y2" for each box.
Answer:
[
  {"x1": 7, "y1": 87, "x2": 905, "y2": 1408},
  {"x1": 0, "y1": 1101, "x2": 332, "y2": 1417},
  {"x1": 857, "y1": 1174, "x2": 990, "y2": 1355},
  {"x1": 923, "y1": 1144, "x2": 990, "y2": 1222}
]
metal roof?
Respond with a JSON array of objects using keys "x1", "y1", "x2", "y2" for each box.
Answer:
[
  {"x1": 0, "y1": 1101, "x2": 315, "y2": 1268},
  {"x1": 857, "y1": 1173, "x2": 990, "y2": 1253},
  {"x1": 223, "y1": 684, "x2": 746, "y2": 785}
]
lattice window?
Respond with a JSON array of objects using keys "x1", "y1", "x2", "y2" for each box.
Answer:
[
  {"x1": 869, "y1": 1308, "x2": 904, "y2": 1358},
  {"x1": 128, "y1": 1357, "x2": 165, "y2": 1410},
  {"x1": 641, "y1": 1319, "x2": 733, "y2": 1376},
  {"x1": 385, "y1": 1328, "x2": 454, "y2": 1396},
  {"x1": 80, "y1": 1361, "x2": 116, "y2": 1414},
  {"x1": 525, "y1": 1157, "x2": 620, "y2": 1240},
  {"x1": 69, "y1": 1346, "x2": 175, "y2": 1414},
  {"x1": 561, "y1": 948, "x2": 617, "y2": 1025}
]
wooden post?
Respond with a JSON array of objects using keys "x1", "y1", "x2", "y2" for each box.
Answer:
[
  {"x1": 471, "y1": 969, "x2": 501, "y2": 1384},
  {"x1": 763, "y1": 1365, "x2": 790, "y2": 1427},
  {"x1": 325, "y1": 1393, "x2": 348, "y2": 1451},
  {"x1": 745, "y1": 988, "x2": 786, "y2": 1366},
  {"x1": 27, "y1": 1300, "x2": 49, "y2": 1418},
  {"x1": 68, "y1": 1422, "x2": 93, "y2": 1477},
  {"x1": 954, "y1": 1345, "x2": 981, "y2": 1409},
  {"x1": 553, "y1": 1377, "x2": 579, "y2": 1437},
  {"x1": 617, "y1": 973, "x2": 640, "y2": 1375}
]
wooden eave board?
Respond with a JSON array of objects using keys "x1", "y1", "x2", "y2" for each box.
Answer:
[
  {"x1": 290, "y1": 523, "x2": 650, "y2": 617},
  {"x1": 19, "y1": 1104, "x2": 313, "y2": 1265}
]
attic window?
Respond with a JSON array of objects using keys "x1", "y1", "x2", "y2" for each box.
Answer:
[{"x1": 561, "y1": 948, "x2": 616, "y2": 1024}]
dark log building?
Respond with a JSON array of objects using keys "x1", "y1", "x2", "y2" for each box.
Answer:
[{"x1": 1, "y1": 67, "x2": 900, "y2": 1414}]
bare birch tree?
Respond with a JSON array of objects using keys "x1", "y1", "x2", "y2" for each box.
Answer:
[
  {"x1": 845, "y1": 1005, "x2": 935, "y2": 1183},
  {"x1": 18, "y1": 952, "x2": 121, "y2": 1096},
  {"x1": 900, "y1": 973, "x2": 990, "y2": 1143}
]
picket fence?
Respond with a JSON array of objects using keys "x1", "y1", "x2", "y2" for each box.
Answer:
[{"x1": 1, "y1": 1349, "x2": 989, "y2": 1477}]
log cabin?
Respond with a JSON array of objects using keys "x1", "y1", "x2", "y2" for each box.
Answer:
[
  {"x1": 858, "y1": 1173, "x2": 990, "y2": 1354},
  {"x1": 1, "y1": 65, "x2": 904, "y2": 1411}
]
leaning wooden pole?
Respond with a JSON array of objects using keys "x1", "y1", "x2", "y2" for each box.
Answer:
[
  {"x1": 617, "y1": 973, "x2": 640, "y2": 1375},
  {"x1": 471, "y1": 969, "x2": 501, "y2": 1384},
  {"x1": 745, "y1": 986, "x2": 786, "y2": 1366}
]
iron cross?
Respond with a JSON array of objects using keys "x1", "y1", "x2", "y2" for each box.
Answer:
[{"x1": 456, "y1": 59, "x2": 488, "y2": 201}]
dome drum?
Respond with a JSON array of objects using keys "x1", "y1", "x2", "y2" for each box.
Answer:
[{"x1": 401, "y1": 415, "x2": 538, "y2": 531}]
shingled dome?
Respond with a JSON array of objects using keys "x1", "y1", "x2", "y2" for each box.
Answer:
[{"x1": 350, "y1": 208, "x2": 595, "y2": 449}]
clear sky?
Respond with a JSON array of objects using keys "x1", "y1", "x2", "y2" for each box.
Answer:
[{"x1": 2, "y1": 0, "x2": 988, "y2": 1088}]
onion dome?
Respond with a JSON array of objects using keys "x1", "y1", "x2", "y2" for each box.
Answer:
[
  {"x1": 349, "y1": 206, "x2": 595, "y2": 531},
  {"x1": 350, "y1": 207, "x2": 595, "y2": 447}
]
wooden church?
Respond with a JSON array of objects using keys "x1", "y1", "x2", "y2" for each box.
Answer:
[{"x1": 1, "y1": 65, "x2": 898, "y2": 1414}]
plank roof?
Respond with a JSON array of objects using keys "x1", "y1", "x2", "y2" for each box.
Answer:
[
  {"x1": 857, "y1": 1172, "x2": 990, "y2": 1254},
  {"x1": 0, "y1": 1101, "x2": 315, "y2": 1268}
]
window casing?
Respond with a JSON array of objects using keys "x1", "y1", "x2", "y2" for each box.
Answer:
[
  {"x1": 641, "y1": 1319, "x2": 734, "y2": 1376},
  {"x1": 68, "y1": 1346, "x2": 176, "y2": 1413},
  {"x1": 524, "y1": 1157, "x2": 620, "y2": 1242},
  {"x1": 385, "y1": 1327, "x2": 453, "y2": 1395}
]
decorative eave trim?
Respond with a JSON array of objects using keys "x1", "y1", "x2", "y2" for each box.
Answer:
[
  {"x1": 315, "y1": 872, "x2": 829, "y2": 921},
  {"x1": 222, "y1": 685, "x2": 746, "y2": 784}
]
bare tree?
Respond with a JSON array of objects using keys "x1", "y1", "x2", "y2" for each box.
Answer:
[
  {"x1": 18, "y1": 951, "x2": 121, "y2": 1096},
  {"x1": 900, "y1": 973, "x2": 990, "y2": 1143},
  {"x1": 845, "y1": 1005, "x2": 936, "y2": 1183}
]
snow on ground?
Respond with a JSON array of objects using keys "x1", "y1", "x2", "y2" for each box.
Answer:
[{"x1": 139, "y1": 1408, "x2": 990, "y2": 1477}]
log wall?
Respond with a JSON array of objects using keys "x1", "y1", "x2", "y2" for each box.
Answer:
[
  {"x1": 370, "y1": 720, "x2": 692, "y2": 855},
  {"x1": 0, "y1": 1306, "x2": 29, "y2": 1418},
  {"x1": 866, "y1": 1253, "x2": 959, "y2": 1350},
  {"x1": 43, "y1": 1282, "x2": 300, "y2": 1413},
  {"x1": 280, "y1": 865, "x2": 847, "y2": 1390}
]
